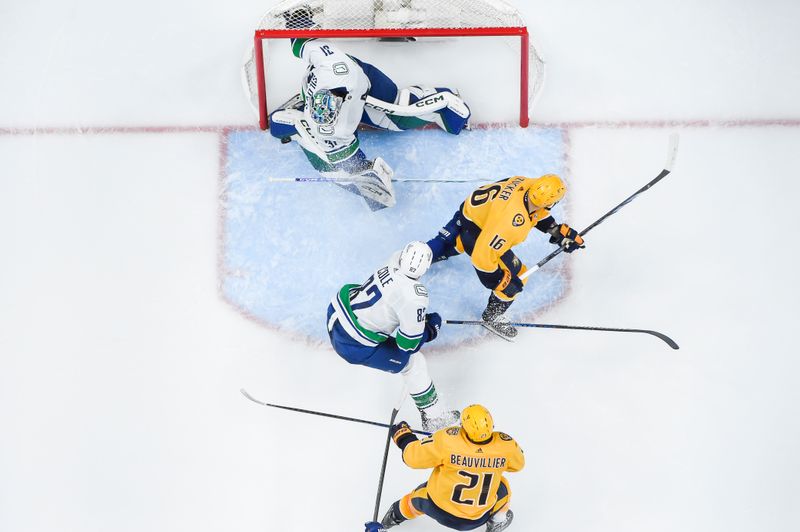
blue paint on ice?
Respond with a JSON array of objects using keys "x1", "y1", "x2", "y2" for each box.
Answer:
[{"x1": 222, "y1": 127, "x2": 569, "y2": 349}]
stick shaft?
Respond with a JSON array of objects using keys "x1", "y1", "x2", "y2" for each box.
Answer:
[
  {"x1": 268, "y1": 176, "x2": 490, "y2": 183},
  {"x1": 520, "y1": 134, "x2": 679, "y2": 281},
  {"x1": 240, "y1": 389, "x2": 430, "y2": 435},
  {"x1": 373, "y1": 407, "x2": 400, "y2": 521},
  {"x1": 372, "y1": 388, "x2": 407, "y2": 521},
  {"x1": 445, "y1": 320, "x2": 679, "y2": 349}
]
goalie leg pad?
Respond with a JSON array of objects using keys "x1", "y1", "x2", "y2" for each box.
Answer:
[
  {"x1": 350, "y1": 157, "x2": 396, "y2": 209},
  {"x1": 434, "y1": 103, "x2": 471, "y2": 134},
  {"x1": 406, "y1": 86, "x2": 471, "y2": 134}
]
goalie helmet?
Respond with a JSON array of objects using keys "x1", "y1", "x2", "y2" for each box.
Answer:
[
  {"x1": 398, "y1": 241, "x2": 432, "y2": 280},
  {"x1": 309, "y1": 89, "x2": 343, "y2": 125},
  {"x1": 528, "y1": 174, "x2": 566, "y2": 208},
  {"x1": 461, "y1": 404, "x2": 494, "y2": 443}
]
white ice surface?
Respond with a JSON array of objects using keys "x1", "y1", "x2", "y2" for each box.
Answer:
[{"x1": 2, "y1": 2, "x2": 800, "y2": 532}]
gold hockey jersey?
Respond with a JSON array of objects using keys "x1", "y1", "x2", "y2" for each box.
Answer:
[
  {"x1": 401, "y1": 426, "x2": 525, "y2": 520},
  {"x1": 459, "y1": 176, "x2": 552, "y2": 275}
]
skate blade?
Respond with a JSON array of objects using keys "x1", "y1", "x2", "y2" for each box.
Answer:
[{"x1": 480, "y1": 322, "x2": 516, "y2": 343}]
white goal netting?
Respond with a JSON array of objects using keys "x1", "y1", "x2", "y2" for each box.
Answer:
[{"x1": 258, "y1": 0, "x2": 526, "y2": 31}]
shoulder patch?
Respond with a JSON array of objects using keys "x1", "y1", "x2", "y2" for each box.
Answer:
[
  {"x1": 512, "y1": 213, "x2": 525, "y2": 227},
  {"x1": 414, "y1": 284, "x2": 428, "y2": 297},
  {"x1": 498, "y1": 432, "x2": 513, "y2": 441},
  {"x1": 446, "y1": 427, "x2": 460, "y2": 436}
]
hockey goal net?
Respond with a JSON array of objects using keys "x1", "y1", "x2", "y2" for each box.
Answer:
[{"x1": 242, "y1": 0, "x2": 544, "y2": 129}]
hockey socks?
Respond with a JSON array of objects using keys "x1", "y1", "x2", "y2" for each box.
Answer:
[{"x1": 401, "y1": 353, "x2": 442, "y2": 412}]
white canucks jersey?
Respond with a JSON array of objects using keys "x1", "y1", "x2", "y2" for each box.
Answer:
[
  {"x1": 330, "y1": 254, "x2": 429, "y2": 352},
  {"x1": 292, "y1": 38, "x2": 369, "y2": 163}
]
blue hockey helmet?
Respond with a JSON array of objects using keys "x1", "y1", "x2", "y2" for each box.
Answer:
[{"x1": 309, "y1": 89, "x2": 343, "y2": 125}]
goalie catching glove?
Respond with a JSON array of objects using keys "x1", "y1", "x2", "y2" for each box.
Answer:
[{"x1": 548, "y1": 223, "x2": 585, "y2": 253}]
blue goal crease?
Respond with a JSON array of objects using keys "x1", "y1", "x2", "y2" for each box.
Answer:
[{"x1": 221, "y1": 127, "x2": 569, "y2": 349}]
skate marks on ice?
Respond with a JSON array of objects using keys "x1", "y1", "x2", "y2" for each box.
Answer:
[{"x1": 220, "y1": 127, "x2": 569, "y2": 349}]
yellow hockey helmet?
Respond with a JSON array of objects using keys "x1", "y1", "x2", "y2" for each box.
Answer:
[
  {"x1": 528, "y1": 174, "x2": 566, "y2": 208},
  {"x1": 461, "y1": 404, "x2": 494, "y2": 443}
]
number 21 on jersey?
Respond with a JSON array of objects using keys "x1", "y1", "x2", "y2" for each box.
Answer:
[{"x1": 451, "y1": 471, "x2": 494, "y2": 506}]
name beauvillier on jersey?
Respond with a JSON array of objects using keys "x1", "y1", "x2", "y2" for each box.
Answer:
[{"x1": 449, "y1": 454, "x2": 508, "y2": 469}]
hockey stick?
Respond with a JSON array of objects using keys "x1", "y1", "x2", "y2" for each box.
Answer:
[
  {"x1": 240, "y1": 389, "x2": 430, "y2": 436},
  {"x1": 520, "y1": 133, "x2": 680, "y2": 281},
  {"x1": 268, "y1": 176, "x2": 491, "y2": 184},
  {"x1": 372, "y1": 389, "x2": 406, "y2": 522},
  {"x1": 446, "y1": 320, "x2": 679, "y2": 350}
]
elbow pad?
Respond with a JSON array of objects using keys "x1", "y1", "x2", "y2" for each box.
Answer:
[{"x1": 535, "y1": 215, "x2": 556, "y2": 233}]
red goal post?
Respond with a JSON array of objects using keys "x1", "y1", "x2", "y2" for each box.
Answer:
[{"x1": 243, "y1": 0, "x2": 544, "y2": 129}]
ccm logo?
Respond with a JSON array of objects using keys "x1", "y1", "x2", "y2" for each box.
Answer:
[{"x1": 415, "y1": 94, "x2": 445, "y2": 108}]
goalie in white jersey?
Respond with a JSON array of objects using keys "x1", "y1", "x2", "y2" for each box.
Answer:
[
  {"x1": 327, "y1": 241, "x2": 459, "y2": 431},
  {"x1": 269, "y1": 6, "x2": 472, "y2": 210}
]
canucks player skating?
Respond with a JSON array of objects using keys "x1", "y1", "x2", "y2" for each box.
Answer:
[
  {"x1": 426, "y1": 175, "x2": 585, "y2": 339},
  {"x1": 269, "y1": 6, "x2": 472, "y2": 209},
  {"x1": 327, "y1": 241, "x2": 460, "y2": 431},
  {"x1": 365, "y1": 404, "x2": 524, "y2": 532}
]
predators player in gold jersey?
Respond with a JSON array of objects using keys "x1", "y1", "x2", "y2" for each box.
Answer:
[
  {"x1": 365, "y1": 404, "x2": 524, "y2": 532},
  {"x1": 425, "y1": 175, "x2": 585, "y2": 339}
]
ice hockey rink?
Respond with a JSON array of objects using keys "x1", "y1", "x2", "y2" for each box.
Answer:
[{"x1": 2, "y1": 1, "x2": 799, "y2": 532}]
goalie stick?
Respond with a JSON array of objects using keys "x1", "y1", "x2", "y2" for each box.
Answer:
[
  {"x1": 446, "y1": 320, "x2": 679, "y2": 349},
  {"x1": 268, "y1": 176, "x2": 492, "y2": 183},
  {"x1": 520, "y1": 133, "x2": 680, "y2": 281},
  {"x1": 240, "y1": 389, "x2": 430, "y2": 435}
]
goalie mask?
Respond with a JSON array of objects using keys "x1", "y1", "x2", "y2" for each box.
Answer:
[
  {"x1": 309, "y1": 89, "x2": 343, "y2": 125},
  {"x1": 398, "y1": 241, "x2": 432, "y2": 280}
]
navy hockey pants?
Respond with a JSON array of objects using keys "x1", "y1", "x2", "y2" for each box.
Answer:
[
  {"x1": 350, "y1": 56, "x2": 399, "y2": 128},
  {"x1": 326, "y1": 304, "x2": 411, "y2": 374}
]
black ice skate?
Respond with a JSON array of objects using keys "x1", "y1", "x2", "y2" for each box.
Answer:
[
  {"x1": 481, "y1": 294, "x2": 517, "y2": 341},
  {"x1": 486, "y1": 509, "x2": 514, "y2": 532},
  {"x1": 381, "y1": 504, "x2": 405, "y2": 529}
]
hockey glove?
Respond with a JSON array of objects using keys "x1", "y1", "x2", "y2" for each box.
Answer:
[
  {"x1": 496, "y1": 270, "x2": 524, "y2": 299},
  {"x1": 548, "y1": 223, "x2": 585, "y2": 253},
  {"x1": 390, "y1": 421, "x2": 418, "y2": 450},
  {"x1": 424, "y1": 312, "x2": 442, "y2": 342}
]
